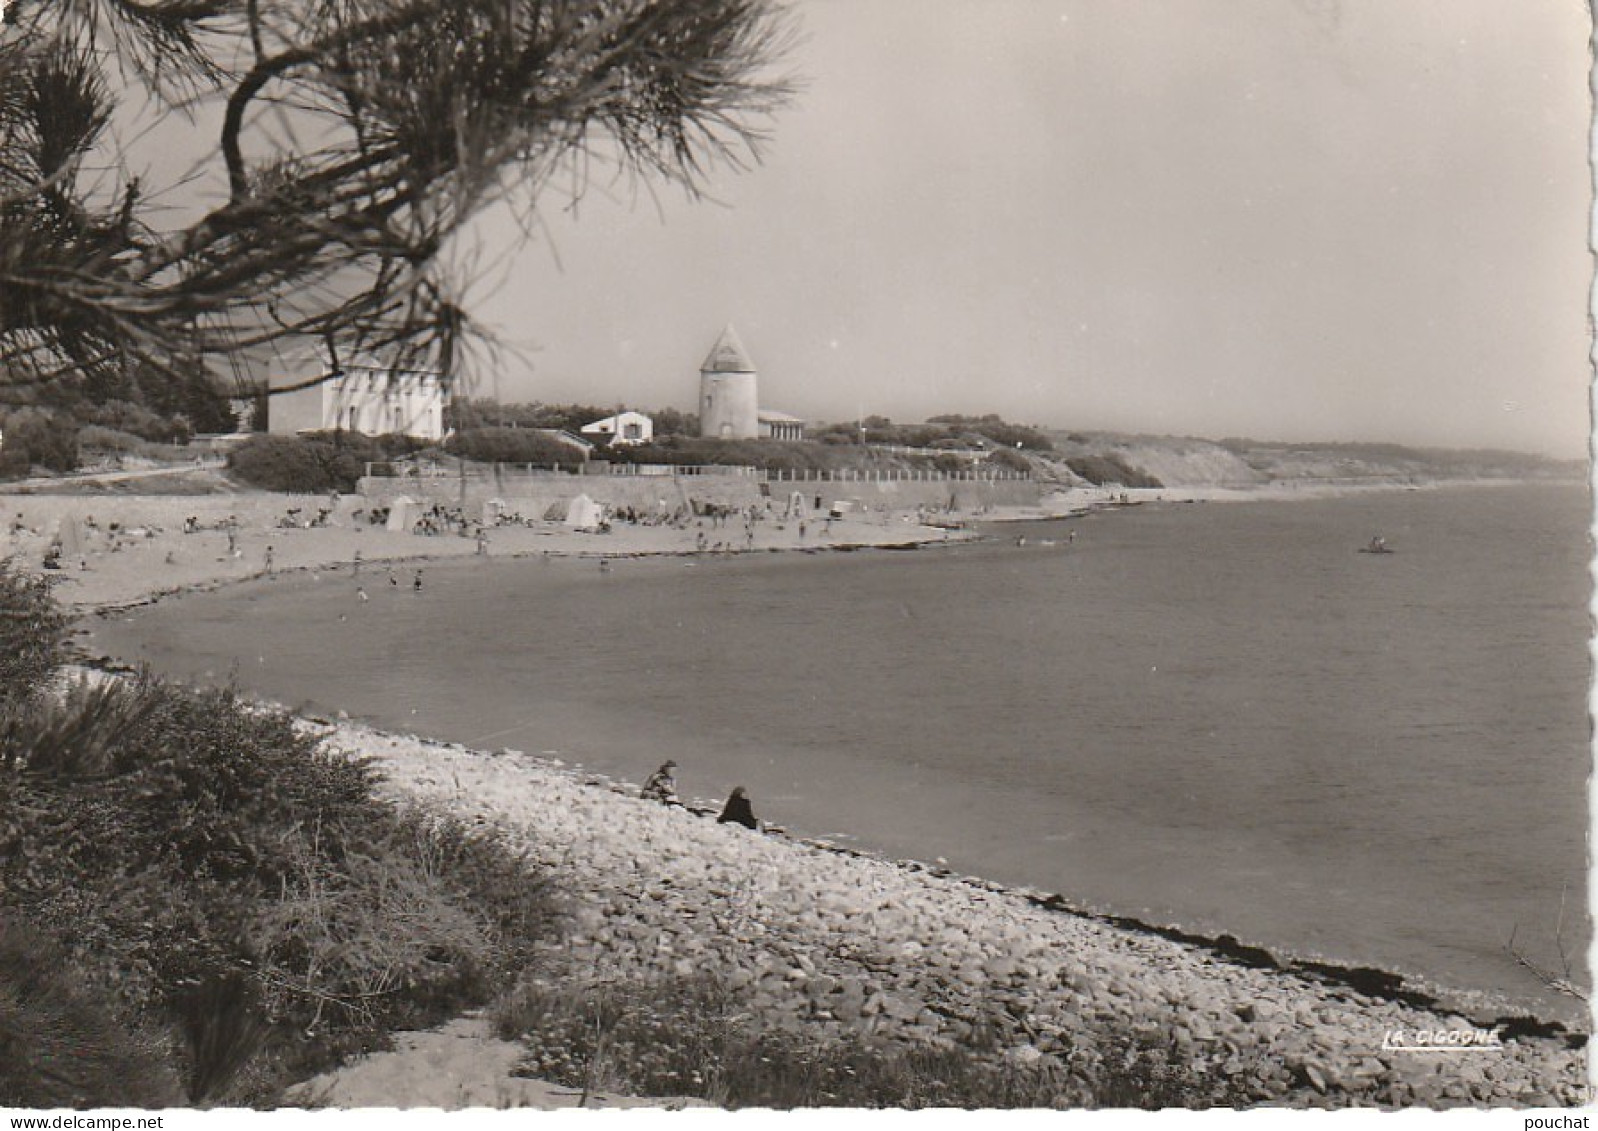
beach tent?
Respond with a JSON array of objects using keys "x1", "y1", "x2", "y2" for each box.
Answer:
[
  {"x1": 482, "y1": 498, "x2": 505, "y2": 524},
  {"x1": 385, "y1": 496, "x2": 416, "y2": 532},
  {"x1": 56, "y1": 516, "x2": 81, "y2": 556},
  {"x1": 542, "y1": 499, "x2": 567, "y2": 522},
  {"x1": 564, "y1": 494, "x2": 604, "y2": 531}
]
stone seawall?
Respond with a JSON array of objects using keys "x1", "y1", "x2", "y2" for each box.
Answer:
[{"x1": 357, "y1": 473, "x2": 1041, "y2": 515}]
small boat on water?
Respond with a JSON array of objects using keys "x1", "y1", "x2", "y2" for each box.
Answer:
[{"x1": 1359, "y1": 537, "x2": 1395, "y2": 555}]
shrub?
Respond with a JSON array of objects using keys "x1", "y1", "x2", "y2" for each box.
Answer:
[
  {"x1": 0, "y1": 671, "x2": 560, "y2": 1101},
  {"x1": 227, "y1": 434, "x2": 367, "y2": 493},
  {"x1": 444, "y1": 427, "x2": 586, "y2": 470},
  {"x1": 1064, "y1": 454, "x2": 1163, "y2": 489},
  {"x1": 0, "y1": 675, "x2": 161, "y2": 780},
  {"x1": 298, "y1": 430, "x2": 431, "y2": 462},
  {"x1": 0, "y1": 574, "x2": 559, "y2": 1102},
  {"x1": 0, "y1": 449, "x2": 29, "y2": 479},
  {"x1": 78, "y1": 400, "x2": 193, "y2": 445},
  {"x1": 76, "y1": 426, "x2": 195, "y2": 462},
  {"x1": 988, "y1": 448, "x2": 1031, "y2": 473},
  {"x1": 1, "y1": 408, "x2": 79, "y2": 472},
  {"x1": 610, "y1": 437, "x2": 879, "y2": 474},
  {"x1": 0, "y1": 561, "x2": 69, "y2": 706},
  {"x1": 492, "y1": 973, "x2": 1257, "y2": 1109},
  {"x1": 924, "y1": 415, "x2": 1054, "y2": 452},
  {"x1": 0, "y1": 914, "x2": 183, "y2": 1108}
]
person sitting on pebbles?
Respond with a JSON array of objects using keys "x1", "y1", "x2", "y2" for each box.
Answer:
[
  {"x1": 640, "y1": 760, "x2": 680, "y2": 805},
  {"x1": 717, "y1": 785, "x2": 760, "y2": 831}
]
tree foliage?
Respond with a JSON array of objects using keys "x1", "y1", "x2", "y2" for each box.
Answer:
[
  {"x1": 446, "y1": 398, "x2": 698, "y2": 437},
  {"x1": 443, "y1": 425, "x2": 586, "y2": 469},
  {"x1": 1, "y1": 0, "x2": 793, "y2": 404}
]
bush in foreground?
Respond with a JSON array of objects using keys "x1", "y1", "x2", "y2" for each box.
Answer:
[
  {"x1": 0, "y1": 914, "x2": 184, "y2": 1108},
  {"x1": 0, "y1": 555, "x2": 561, "y2": 1107},
  {"x1": 0, "y1": 675, "x2": 560, "y2": 1102}
]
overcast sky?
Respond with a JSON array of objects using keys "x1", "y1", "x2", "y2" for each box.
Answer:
[{"x1": 460, "y1": 0, "x2": 1590, "y2": 456}]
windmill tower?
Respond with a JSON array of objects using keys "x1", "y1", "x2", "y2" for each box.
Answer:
[{"x1": 698, "y1": 324, "x2": 759, "y2": 439}]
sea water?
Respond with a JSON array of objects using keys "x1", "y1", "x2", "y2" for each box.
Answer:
[{"x1": 89, "y1": 482, "x2": 1592, "y2": 1017}]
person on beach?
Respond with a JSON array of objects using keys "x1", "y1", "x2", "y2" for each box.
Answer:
[
  {"x1": 353, "y1": 549, "x2": 363, "y2": 576},
  {"x1": 640, "y1": 760, "x2": 680, "y2": 805},
  {"x1": 717, "y1": 786, "x2": 760, "y2": 831},
  {"x1": 263, "y1": 545, "x2": 274, "y2": 575},
  {"x1": 413, "y1": 569, "x2": 423, "y2": 592}
]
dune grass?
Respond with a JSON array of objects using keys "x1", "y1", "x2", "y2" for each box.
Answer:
[{"x1": 491, "y1": 972, "x2": 1257, "y2": 1110}]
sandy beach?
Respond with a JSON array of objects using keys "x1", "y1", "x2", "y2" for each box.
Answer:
[
  {"x1": 8, "y1": 479, "x2": 1589, "y2": 1108},
  {"x1": 1, "y1": 476, "x2": 1466, "y2": 615},
  {"x1": 0, "y1": 487, "x2": 998, "y2": 614}
]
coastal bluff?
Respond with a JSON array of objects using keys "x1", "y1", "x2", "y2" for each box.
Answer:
[{"x1": 313, "y1": 720, "x2": 1588, "y2": 1109}]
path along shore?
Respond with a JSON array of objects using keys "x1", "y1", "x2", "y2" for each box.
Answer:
[{"x1": 10, "y1": 479, "x2": 1588, "y2": 1107}]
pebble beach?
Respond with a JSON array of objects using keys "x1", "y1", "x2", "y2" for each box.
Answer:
[{"x1": 290, "y1": 722, "x2": 1587, "y2": 1109}]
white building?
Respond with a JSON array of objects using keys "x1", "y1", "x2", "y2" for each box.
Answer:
[
  {"x1": 699, "y1": 324, "x2": 760, "y2": 440},
  {"x1": 267, "y1": 354, "x2": 447, "y2": 441},
  {"x1": 758, "y1": 409, "x2": 805, "y2": 441},
  {"x1": 581, "y1": 410, "x2": 654, "y2": 446},
  {"x1": 697, "y1": 325, "x2": 804, "y2": 442}
]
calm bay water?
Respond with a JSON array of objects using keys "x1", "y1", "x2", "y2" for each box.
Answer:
[{"x1": 89, "y1": 483, "x2": 1592, "y2": 1016}]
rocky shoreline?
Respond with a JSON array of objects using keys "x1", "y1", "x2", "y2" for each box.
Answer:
[{"x1": 307, "y1": 719, "x2": 1588, "y2": 1109}]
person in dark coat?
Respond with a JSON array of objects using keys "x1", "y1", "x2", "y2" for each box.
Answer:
[
  {"x1": 717, "y1": 786, "x2": 759, "y2": 831},
  {"x1": 640, "y1": 760, "x2": 679, "y2": 805}
]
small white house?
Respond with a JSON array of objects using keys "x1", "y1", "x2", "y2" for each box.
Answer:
[{"x1": 581, "y1": 410, "x2": 654, "y2": 446}]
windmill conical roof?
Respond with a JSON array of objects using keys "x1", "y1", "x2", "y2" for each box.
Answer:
[{"x1": 700, "y1": 324, "x2": 757, "y2": 373}]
